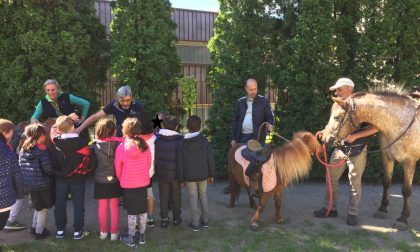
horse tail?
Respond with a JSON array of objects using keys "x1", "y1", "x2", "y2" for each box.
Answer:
[
  {"x1": 272, "y1": 138, "x2": 312, "y2": 186},
  {"x1": 227, "y1": 144, "x2": 244, "y2": 200}
]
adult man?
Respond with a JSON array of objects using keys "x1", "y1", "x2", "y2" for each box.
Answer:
[
  {"x1": 75, "y1": 86, "x2": 144, "y2": 137},
  {"x1": 224, "y1": 78, "x2": 274, "y2": 194},
  {"x1": 313, "y1": 77, "x2": 378, "y2": 226},
  {"x1": 231, "y1": 78, "x2": 274, "y2": 146}
]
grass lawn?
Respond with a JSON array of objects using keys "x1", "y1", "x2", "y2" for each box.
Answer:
[{"x1": 2, "y1": 220, "x2": 419, "y2": 252}]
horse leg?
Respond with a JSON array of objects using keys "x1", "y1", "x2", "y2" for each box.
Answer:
[
  {"x1": 393, "y1": 160, "x2": 416, "y2": 231},
  {"x1": 248, "y1": 191, "x2": 258, "y2": 209},
  {"x1": 250, "y1": 191, "x2": 273, "y2": 231},
  {"x1": 374, "y1": 153, "x2": 394, "y2": 219},
  {"x1": 274, "y1": 188, "x2": 286, "y2": 224}
]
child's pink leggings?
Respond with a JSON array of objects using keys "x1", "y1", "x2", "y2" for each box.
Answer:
[{"x1": 98, "y1": 198, "x2": 119, "y2": 234}]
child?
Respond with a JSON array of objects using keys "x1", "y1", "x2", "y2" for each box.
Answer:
[
  {"x1": 155, "y1": 115, "x2": 183, "y2": 228},
  {"x1": 177, "y1": 115, "x2": 215, "y2": 231},
  {"x1": 0, "y1": 119, "x2": 24, "y2": 231},
  {"x1": 50, "y1": 115, "x2": 92, "y2": 240},
  {"x1": 134, "y1": 111, "x2": 157, "y2": 228},
  {"x1": 115, "y1": 118, "x2": 151, "y2": 247},
  {"x1": 19, "y1": 124, "x2": 53, "y2": 239},
  {"x1": 91, "y1": 119, "x2": 122, "y2": 241}
]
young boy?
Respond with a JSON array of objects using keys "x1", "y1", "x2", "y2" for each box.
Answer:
[
  {"x1": 155, "y1": 115, "x2": 183, "y2": 228},
  {"x1": 50, "y1": 115, "x2": 93, "y2": 240},
  {"x1": 177, "y1": 115, "x2": 215, "y2": 231}
]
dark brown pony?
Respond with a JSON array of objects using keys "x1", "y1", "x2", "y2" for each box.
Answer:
[{"x1": 227, "y1": 131, "x2": 321, "y2": 230}]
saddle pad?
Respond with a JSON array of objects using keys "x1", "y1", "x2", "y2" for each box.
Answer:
[{"x1": 234, "y1": 146, "x2": 276, "y2": 192}]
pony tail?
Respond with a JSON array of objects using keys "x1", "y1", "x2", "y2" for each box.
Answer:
[
  {"x1": 21, "y1": 136, "x2": 37, "y2": 152},
  {"x1": 133, "y1": 135, "x2": 148, "y2": 152}
]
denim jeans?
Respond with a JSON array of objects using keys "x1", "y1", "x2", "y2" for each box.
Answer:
[
  {"x1": 185, "y1": 180, "x2": 208, "y2": 226},
  {"x1": 54, "y1": 180, "x2": 86, "y2": 232}
]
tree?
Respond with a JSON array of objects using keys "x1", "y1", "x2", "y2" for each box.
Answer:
[
  {"x1": 111, "y1": 0, "x2": 181, "y2": 115},
  {"x1": 207, "y1": 0, "x2": 277, "y2": 176},
  {"x1": 0, "y1": 0, "x2": 110, "y2": 122}
]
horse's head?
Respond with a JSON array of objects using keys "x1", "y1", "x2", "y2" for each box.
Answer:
[
  {"x1": 293, "y1": 131, "x2": 322, "y2": 156},
  {"x1": 322, "y1": 97, "x2": 360, "y2": 146}
]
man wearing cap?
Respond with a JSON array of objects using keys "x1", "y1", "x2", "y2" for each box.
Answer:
[
  {"x1": 75, "y1": 85, "x2": 144, "y2": 137},
  {"x1": 313, "y1": 77, "x2": 378, "y2": 226}
]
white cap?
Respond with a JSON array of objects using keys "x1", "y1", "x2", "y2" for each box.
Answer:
[{"x1": 329, "y1": 78, "x2": 355, "y2": 91}]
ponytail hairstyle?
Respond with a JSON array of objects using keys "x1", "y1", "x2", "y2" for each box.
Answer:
[
  {"x1": 21, "y1": 124, "x2": 47, "y2": 152},
  {"x1": 0, "y1": 118, "x2": 15, "y2": 143},
  {"x1": 122, "y1": 117, "x2": 148, "y2": 152},
  {"x1": 95, "y1": 118, "x2": 116, "y2": 139}
]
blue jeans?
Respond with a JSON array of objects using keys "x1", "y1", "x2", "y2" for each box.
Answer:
[
  {"x1": 54, "y1": 180, "x2": 85, "y2": 232},
  {"x1": 185, "y1": 180, "x2": 208, "y2": 226}
]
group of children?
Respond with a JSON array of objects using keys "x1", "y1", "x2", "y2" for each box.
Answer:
[{"x1": 0, "y1": 113, "x2": 215, "y2": 247}]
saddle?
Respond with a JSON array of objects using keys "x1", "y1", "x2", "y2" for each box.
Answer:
[{"x1": 241, "y1": 140, "x2": 272, "y2": 197}]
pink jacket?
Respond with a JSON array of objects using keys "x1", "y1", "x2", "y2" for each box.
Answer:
[{"x1": 115, "y1": 140, "x2": 151, "y2": 189}]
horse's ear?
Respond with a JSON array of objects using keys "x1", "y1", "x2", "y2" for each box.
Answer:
[{"x1": 331, "y1": 96, "x2": 347, "y2": 108}]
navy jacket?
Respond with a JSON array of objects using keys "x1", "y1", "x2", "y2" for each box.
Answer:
[
  {"x1": 177, "y1": 133, "x2": 215, "y2": 182},
  {"x1": 232, "y1": 95, "x2": 274, "y2": 144},
  {"x1": 19, "y1": 146, "x2": 52, "y2": 190},
  {"x1": 0, "y1": 139, "x2": 24, "y2": 209},
  {"x1": 155, "y1": 133, "x2": 183, "y2": 181}
]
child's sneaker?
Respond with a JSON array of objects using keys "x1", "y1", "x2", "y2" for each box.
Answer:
[
  {"x1": 35, "y1": 229, "x2": 50, "y2": 240},
  {"x1": 173, "y1": 217, "x2": 182, "y2": 226},
  {"x1": 139, "y1": 233, "x2": 146, "y2": 245},
  {"x1": 4, "y1": 220, "x2": 27, "y2": 230},
  {"x1": 30, "y1": 227, "x2": 36, "y2": 236},
  {"x1": 55, "y1": 230, "x2": 65, "y2": 239},
  {"x1": 188, "y1": 223, "x2": 200, "y2": 232},
  {"x1": 201, "y1": 220, "x2": 209, "y2": 228},
  {"x1": 110, "y1": 232, "x2": 119, "y2": 241},
  {"x1": 99, "y1": 232, "x2": 108, "y2": 240},
  {"x1": 74, "y1": 230, "x2": 89, "y2": 240},
  {"x1": 147, "y1": 218, "x2": 155, "y2": 228},
  {"x1": 120, "y1": 234, "x2": 136, "y2": 247}
]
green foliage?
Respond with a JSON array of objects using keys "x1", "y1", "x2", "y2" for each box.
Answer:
[
  {"x1": 0, "y1": 0, "x2": 110, "y2": 122},
  {"x1": 207, "y1": 0, "x2": 277, "y2": 176},
  {"x1": 111, "y1": 0, "x2": 181, "y2": 116},
  {"x1": 179, "y1": 76, "x2": 197, "y2": 116}
]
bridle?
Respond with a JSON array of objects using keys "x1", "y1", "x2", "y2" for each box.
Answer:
[{"x1": 331, "y1": 98, "x2": 359, "y2": 147}]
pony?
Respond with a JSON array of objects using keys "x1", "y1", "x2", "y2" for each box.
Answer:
[
  {"x1": 227, "y1": 131, "x2": 321, "y2": 230},
  {"x1": 322, "y1": 85, "x2": 420, "y2": 230}
]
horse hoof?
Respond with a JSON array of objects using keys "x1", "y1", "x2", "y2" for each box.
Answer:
[
  {"x1": 393, "y1": 221, "x2": 408, "y2": 231},
  {"x1": 373, "y1": 211, "x2": 387, "y2": 219},
  {"x1": 276, "y1": 218, "x2": 285, "y2": 224},
  {"x1": 250, "y1": 223, "x2": 259, "y2": 231},
  {"x1": 228, "y1": 204, "x2": 234, "y2": 209}
]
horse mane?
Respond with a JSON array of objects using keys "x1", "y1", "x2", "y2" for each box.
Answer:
[
  {"x1": 271, "y1": 132, "x2": 315, "y2": 186},
  {"x1": 352, "y1": 82, "x2": 411, "y2": 101}
]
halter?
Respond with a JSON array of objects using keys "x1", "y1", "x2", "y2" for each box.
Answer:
[{"x1": 331, "y1": 98, "x2": 359, "y2": 147}]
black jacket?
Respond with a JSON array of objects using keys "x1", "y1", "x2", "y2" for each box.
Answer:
[
  {"x1": 19, "y1": 146, "x2": 52, "y2": 190},
  {"x1": 51, "y1": 135, "x2": 92, "y2": 184},
  {"x1": 41, "y1": 93, "x2": 75, "y2": 118},
  {"x1": 177, "y1": 133, "x2": 215, "y2": 182},
  {"x1": 91, "y1": 140, "x2": 119, "y2": 184},
  {"x1": 232, "y1": 95, "x2": 274, "y2": 144},
  {"x1": 155, "y1": 133, "x2": 183, "y2": 181}
]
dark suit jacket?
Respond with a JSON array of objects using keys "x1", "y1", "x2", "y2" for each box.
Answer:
[{"x1": 231, "y1": 95, "x2": 274, "y2": 144}]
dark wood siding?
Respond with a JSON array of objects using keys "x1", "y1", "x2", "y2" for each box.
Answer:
[{"x1": 171, "y1": 9, "x2": 217, "y2": 42}]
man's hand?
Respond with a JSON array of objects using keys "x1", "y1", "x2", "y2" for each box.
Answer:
[
  {"x1": 207, "y1": 177, "x2": 214, "y2": 184},
  {"x1": 231, "y1": 140, "x2": 236, "y2": 147},
  {"x1": 266, "y1": 123, "x2": 274, "y2": 132},
  {"x1": 315, "y1": 130, "x2": 324, "y2": 139}
]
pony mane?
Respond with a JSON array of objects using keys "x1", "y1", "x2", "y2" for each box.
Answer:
[{"x1": 272, "y1": 137, "x2": 312, "y2": 186}]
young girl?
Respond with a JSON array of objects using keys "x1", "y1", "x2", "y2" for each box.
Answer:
[
  {"x1": 115, "y1": 118, "x2": 151, "y2": 247},
  {"x1": 19, "y1": 123, "x2": 53, "y2": 239},
  {"x1": 0, "y1": 119, "x2": 24, "y2": 231},
  {"x1": 91, "y1": 119, "x2": 123, "y2": 241}
]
